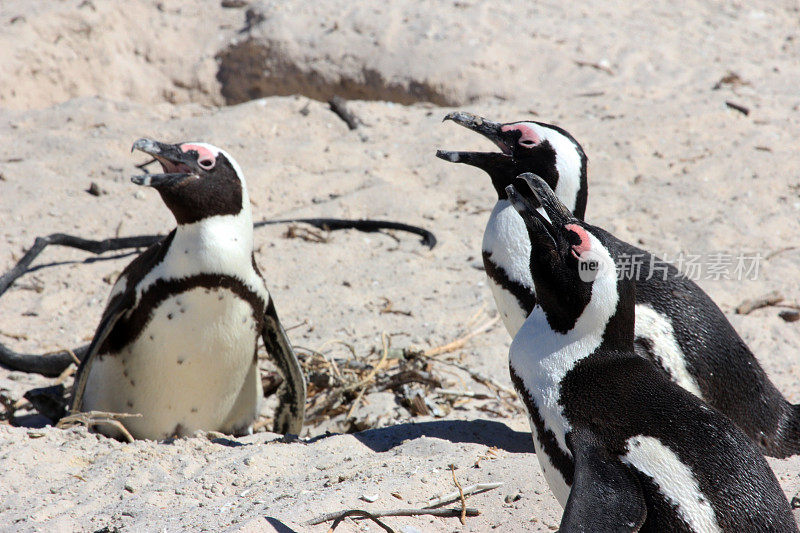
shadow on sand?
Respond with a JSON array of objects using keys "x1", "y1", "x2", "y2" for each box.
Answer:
[{"x1": 352, "y1": 418, "x2": 534, "y2": 454}]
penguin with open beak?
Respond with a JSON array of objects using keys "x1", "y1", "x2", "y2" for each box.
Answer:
[{"x1": 70, "y1": 139, "x2": 306, "y2": 440}]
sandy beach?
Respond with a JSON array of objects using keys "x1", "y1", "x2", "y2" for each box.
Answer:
[{"x1": 1, "y1": 1, "x2": 799, "y2": 530}]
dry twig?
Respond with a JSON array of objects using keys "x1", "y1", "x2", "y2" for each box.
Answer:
[
  {"x1": 305, "y1": 507, "x2": 481, "y2": 527},
  {"x1": 379, "y1": 297, "x2": 413, "y2": 317},
  {"x1": 725, "y1": 101, "x2": 750, "y2": 116},
  {"x1": 450, "y1": 464, "x2": 467, "y2": 525},
  {"x1": 426, "y1": 481, "x2": 503, "y2": 508},
  {"x1": 574, "y1": 59, "x2": 614, "y2": 75},
  {"x1": 736, "y1": 291, "x2": 784, "y2": 315},
  {"x1": 57, "y1": 411, "x2": 142, "y2": 443},
  {"x1": 423, "y1": 316, "x2": 499, "y2": 357}
]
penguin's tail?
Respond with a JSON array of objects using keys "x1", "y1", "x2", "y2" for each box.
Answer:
[{"x1": 770, "y1": 402, "x2": 800, "y2": 459}]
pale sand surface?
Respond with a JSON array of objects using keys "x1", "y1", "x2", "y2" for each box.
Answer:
[{"x1": 0, "y1": 1, "x2": 798, "y2": 531}]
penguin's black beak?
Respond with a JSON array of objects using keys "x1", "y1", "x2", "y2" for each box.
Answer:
[
  {"x1": 506, "y1": 181, "x2": 558, "y2": 252},
  {"x1": 130, "y1": 138, "x2": 196, "y2": 188},
  {"x1": 506, "y1": 173, "x2": 576, "y2": 253},
  {"x1": 515, "y1": 173, "x2": 575, "y2": 227},
  {"x1": 436, "y1": 111, "x2": 518, "y2": 175},
  {"x1": 441, "y1": 112, "x2": 510, "y2": 152}
]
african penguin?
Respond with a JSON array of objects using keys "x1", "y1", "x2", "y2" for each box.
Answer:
[
  {"x1": 436, "y1": 111, "x2": 587, "y2": 335},
  {"x1": 70, "y1": 139, "x2": 306, "y2": 440},
  {"x1": 438, "y1": 112, "x2": 800, "y2": 458},
  {"x1": 506, "y1": 174, "x2": 797, "y2": 532}
]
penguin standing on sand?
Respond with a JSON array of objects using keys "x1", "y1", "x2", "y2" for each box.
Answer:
[
  {"x1": 70, "y1": 139, "x2": 306, "y2": 440},
  {"x1": 438, "y1": 112, "x2": 800, "y2": 458},
  {"x1": 506, "y1": 173, "x2": 797, "y2": 532}
]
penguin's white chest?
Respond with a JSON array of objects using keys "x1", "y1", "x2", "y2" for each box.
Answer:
[
  {"x1": 510, "y1": 312, "x2": 608, "y2": 508},
  {"x1": 83, "y1": 286, "x2": 262, "y2": 440},
  {"x1": 526, "y1": 414, "x2": 572, "y2": 507},
  {"x1": 482, "y1": 201, "x2": 535, "y2": 336}
]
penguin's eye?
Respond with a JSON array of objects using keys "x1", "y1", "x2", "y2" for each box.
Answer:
[
  {"x1": 180, "y1": 144, "x2": 217, "y2": 170},
  {"x1": 501, "y1": 124, "x2": 542, "y2": 148},
  {"x1": 564, "y1": 224, "x2": 591, "y2": 259}
]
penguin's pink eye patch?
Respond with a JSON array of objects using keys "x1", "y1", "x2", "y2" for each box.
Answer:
[
  {"x1": 501, "y1": 123, "x2": 542, "y2": 147},
  {"x1": 565, "y1": 223, "x2": 591, "y2": 259},
  {"x1": 181, "y1": 143, "x2": 216, "y2": 170}
]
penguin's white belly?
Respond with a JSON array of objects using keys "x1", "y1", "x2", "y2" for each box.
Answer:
[
  {"x1": 482, "y1": 200, "x2": 536, "y2": 337},
  {"x1": 486, "y1": 277, "x2": 529, "y2": 336},
  {"x1": 82, "y1": 286, "x2": 262, "y2": 440},
  {"x1": 527, "y1": 417, "x2": 572, "y2": 507}
]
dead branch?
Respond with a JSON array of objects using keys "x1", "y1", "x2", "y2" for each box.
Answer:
[
  {"x1": 766, "y1": 246, "x2": 797, "y2": 260},
  {"x1": 57, "y1": 411, "x2": 142, "y2": 443},
  {"x1": 282, "y1": 224, "x2": 329, "y2": 243},
  {"x1": 423, "y1": 316, "x2": 500, "y2": 357},
  {"x1": 436, "y1": 389, "x2": 492, "y2": 400},
  {"x1": 450, "y1": 464, "x2": 467, "y2": 525},
  {"x1": 725, "y1": 100, "x2": 750, "y2": 116},
  {"x1": 378, "y1": 369, "x2": 441, "y2": 391},
  {"x1": 328, "y1": 510, "x2": 394, "y2": 532},
  {"x1": 0, "y1": 343, "x2": 87, "y2": 377},
  {"x1": 574, "y1": 59, "x2": 614, "y2": 75},
  {"x1": 430, "y1": 358, "x2": 516, "y2": 398},
  {"x1": 256, "y1": 217, "x2": 437, "y2": 249},
  {"x1": 346, "y1": 333, "x2": 390, "y2": 393},
  {"x1": 328, "y1": 95, "x2": 359, "y2": 130},
  {"x1": 735, "y1": 291, "x2": 783, "y2": 315},
  {"x1": 379, "y1": 297, "x2": 413, "y2": 317},
  {"x1": 305, "y1": 507, "x2": 481, "y2": 527},
  {"x1": 0, "y1": 218, "x2": 435, "y2": 377},
  {"x1": 426, "y1": 481, "x2": 503, "y2": 508}
]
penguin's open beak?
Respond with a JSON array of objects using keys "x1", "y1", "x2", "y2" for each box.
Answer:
[
  {"x1": 130, "y1": 138, "x2": 196, "y2": 188},
  {"x1": 506, "y1": 173, "x2": 575, "y2": 252},
  {"x1": 436, "y1": 111, "x2": 518, "y2": 174},
  {"x1": 441, "y1": 112, "x2": 510, "y2": 153}
]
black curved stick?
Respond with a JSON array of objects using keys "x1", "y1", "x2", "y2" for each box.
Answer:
[
  {"x1": 255, "y1": 218, "x2": 437, "y2": 249},
  {"x1": 0, "y1": 234, "x2": 159, "y2": 377},
  {"x1": 0, "y1": 343, "x2": 88, "y2": 377},
  {"x1": 0, "y1": 218, "x2": 437, "y2": 377},
  {"x1": 0, "y1": 233, "x2": 161, "y2": 295}
]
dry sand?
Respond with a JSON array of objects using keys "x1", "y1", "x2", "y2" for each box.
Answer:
[{"x1": 1, "y1": 0, "x2": 799, "y2": 531}]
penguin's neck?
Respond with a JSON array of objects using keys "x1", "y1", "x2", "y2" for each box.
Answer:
[
  {"x1": 511, "y1": 268, "x2": 619, "y2": 379},
  {"x1": 170, "y1": 205, "x2": 254, "y2": 272}
]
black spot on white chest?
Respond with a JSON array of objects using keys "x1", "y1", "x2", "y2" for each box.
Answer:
[
  {"x1": 131, "y1": 286, "x2": 260, "y2": 359},
  {"x1": 100, "y1": 273, "x2": 266, "y2": 355}
]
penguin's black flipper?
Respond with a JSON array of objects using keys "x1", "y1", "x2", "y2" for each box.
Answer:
[
  {"x1": 69, "y1": 306, "x2": 127, "y2": 413},
  {"x1": 70, "y1": 232, "x2": 176, "y2": 413},
  {"x1": 560, "y1": 425, "x2": 646, "y2": 533},
  {"x1": 261, "y1": 299, "x2": 306, "y2": 435}
]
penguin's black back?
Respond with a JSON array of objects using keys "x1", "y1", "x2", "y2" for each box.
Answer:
[
  {"x1": 561, "y1": 350, "x2": 797, "y2": 532},
  {"x1": 592, "y1": 225, "x2": 800, "y2": 458}
]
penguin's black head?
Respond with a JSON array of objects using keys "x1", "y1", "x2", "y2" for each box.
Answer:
[
  {"x1": 131, "y1": 139, "x2": 245, "y2": 225},
  {"x1": 436, "y1": 112, "x2": 588, "y2": 219},
  {"x1": 506, "y1": 174, "x2": 633, "y2": 344}
]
